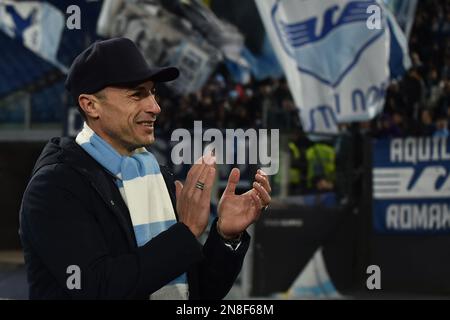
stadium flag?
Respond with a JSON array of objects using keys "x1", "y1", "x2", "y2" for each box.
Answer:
[
  {"x1": 0, "y1": 0, "x2": 66, "y2": 71},
  {"x1": 255, "y1": 0, "x2": 411, "y2": 135},
  {"x1": 384, "y1": 0, "x2": 418, "y2": 39}
]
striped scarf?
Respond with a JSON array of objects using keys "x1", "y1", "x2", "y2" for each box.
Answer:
[{"x1": 76, "y1": 123, "x2": 188, "y2": 300}]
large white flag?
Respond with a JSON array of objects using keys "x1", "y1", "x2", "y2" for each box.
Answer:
[
  {"x1": 0, "y1": 0, "x2": 65, "y2": 71},
  {"x1": 255, "y1": 0, "x2": 410, "y2": 134}
]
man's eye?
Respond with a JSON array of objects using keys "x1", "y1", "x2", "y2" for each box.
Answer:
[
  {"x1": 131, "y1": 91, "x2": 145, "y2": 99},
  {"x1": 130, "y1": 89, "x2": 154, "y2": 99}
]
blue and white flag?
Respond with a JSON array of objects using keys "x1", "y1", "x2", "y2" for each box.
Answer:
[
  {"x1": 255, "y1": 0, "x2": 411, "y2": 134},
  {"x1": 383, "y1": 0, "x2": 418, "y2": 39},
  {"x1": 0, "y1": 0, "x2": 66, "y2": 71},
  {"x1": 373, "y1": 137, "x2": 450, "y2": 234}
]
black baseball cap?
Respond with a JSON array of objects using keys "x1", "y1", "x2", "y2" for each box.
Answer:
[{"x1": 65, "y1": 37, "x2": 179, "y2": 101}]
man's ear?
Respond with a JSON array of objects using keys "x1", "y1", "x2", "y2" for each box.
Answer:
[{"x1": 78, "y1": 94, "x2": 100, "y2": 120}]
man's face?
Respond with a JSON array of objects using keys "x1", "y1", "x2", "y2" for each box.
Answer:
[{"x1": 92, "y1": 80, "x2": 161, "y2": 155}]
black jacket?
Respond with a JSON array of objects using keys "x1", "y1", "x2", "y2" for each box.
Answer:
[{"x1": 19, "y1": 137, "x2": 249, "y2": 299}]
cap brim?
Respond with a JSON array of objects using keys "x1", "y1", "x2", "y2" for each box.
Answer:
[
  {"x1": 148, "y1": 66, "x2": 180, "y2": 82},
  {"x1": 111, "y1": 66, "x2": 180, "y2": 89}
]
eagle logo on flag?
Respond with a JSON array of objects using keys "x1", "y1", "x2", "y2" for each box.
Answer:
[{"x1": 271, "y1": 0, "x2": 385, "y2": 87}]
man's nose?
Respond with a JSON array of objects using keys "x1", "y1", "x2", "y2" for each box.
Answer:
[{"x1": 143, "y1": 95, "x2": 161, "y2": 115}]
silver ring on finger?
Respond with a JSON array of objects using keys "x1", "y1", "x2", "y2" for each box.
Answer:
[{"x1": 195, "y1": 181, "x2": 205, "y2": 190}]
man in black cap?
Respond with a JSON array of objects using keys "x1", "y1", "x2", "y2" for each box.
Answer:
[{"x1": 19, "y1": 37, "x2": 271, "y2": 299}]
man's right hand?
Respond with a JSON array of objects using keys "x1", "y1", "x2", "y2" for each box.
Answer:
[{"x1": 174, "y1": 154, "x2": 216, "y2": 238}]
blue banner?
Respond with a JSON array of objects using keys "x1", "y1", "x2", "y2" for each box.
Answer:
[{"x1": 372, "y1": 137, "x2": 450, "y2": 234}]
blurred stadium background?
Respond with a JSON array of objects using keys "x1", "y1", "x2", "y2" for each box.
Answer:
[{"x1": 0, "y1": 0, "x2": 449, "y2": 299}]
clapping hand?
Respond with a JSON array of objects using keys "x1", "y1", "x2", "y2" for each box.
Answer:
[
  {"x1": 175, "y1": 154, "x2": 216, "y2": 238},
  {"x1": 217, "y1": 168, "x2": 272, "y2": 239}
]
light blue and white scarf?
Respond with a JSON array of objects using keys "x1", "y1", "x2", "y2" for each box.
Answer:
[{"x1": 76, "y1": 123, "x2": 188, "y2": 300}]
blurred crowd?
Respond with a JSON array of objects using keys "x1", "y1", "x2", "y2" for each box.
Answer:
[
  {"x1": 371, "y1": 0, "x2": 450, "y2": 138},
  {"x1": 155, "y1": 75, "x2": 301, "y2": 134}
]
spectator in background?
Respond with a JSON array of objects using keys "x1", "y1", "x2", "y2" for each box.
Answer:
[
  {"x1": 286, "y1": 128, "x2": 310, "y2": 194},
  {"x1": 376, "y1": 111, "x2": 407, "y2": 138},
  {"x1": 391, "y1": 110, "x2": 408, "y2": 137},
  {"x1": 401, "y1": 68, "x2": 426, "y2": 120},
  {"x1": 375, "y1": 113, "x2": 393, "y2": 137},
  {"x1": 434, "y1": 113, "x2": 449, "y2": 137},
  {"x1": 306, "y1": 143, "x2": 336, "y2": 192},
  {"x1": 384, "y1": 81, "x2": 405, "y2": 114},
  {"x1": 273, "y1": 78, "x2": 291, "y2": 107},
  {"x1": 258, "y1": 80, "x2": 278, "y2": 129},
  {"x1": 436, "y1": 80, "x2": 450, "y2": 116},
  {"x1": 417, "y1": 108, "x2": 436, "y2": 136},
  {"x1": 425, "y1": 66, "x2": 444, "y2": 108},
  {"x1": 281, "y1": 98, "x2": 301, "y2": 131}
]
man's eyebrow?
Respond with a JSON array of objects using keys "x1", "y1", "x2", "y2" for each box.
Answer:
[{"x1": 126, "y1": 85, "x2": 154, "y2": 93}]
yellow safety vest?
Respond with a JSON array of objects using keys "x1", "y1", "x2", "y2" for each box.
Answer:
[{"x1": 306, "y1": 143, "x2": 336, "y2": 188}]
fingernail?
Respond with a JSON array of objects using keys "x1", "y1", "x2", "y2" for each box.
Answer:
[
  {"x1": 206, "y1": 156, "x2": 216, "y2": 165},
  {"x1": 205, "y1": 155, "x2": 216, "y2": 165}
]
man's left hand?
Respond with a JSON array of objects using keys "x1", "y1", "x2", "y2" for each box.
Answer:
[{"x1": 217, "y1": 168, "x2": 272, "y2": 239}]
